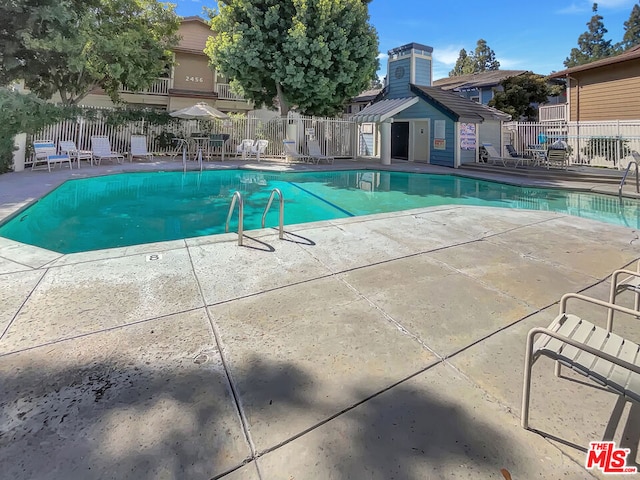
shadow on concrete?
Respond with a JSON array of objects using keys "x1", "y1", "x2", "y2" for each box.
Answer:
[
  {"x1": 0, "y1": 356, "x2": 310, "y2": 480},
  {"x1": 324, "y1": 383, "x2": 524, "y2": 479}
]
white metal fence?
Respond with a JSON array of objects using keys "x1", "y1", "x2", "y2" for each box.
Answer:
[
  {"x1": 503, "y1": 120, "x2": 640, "y2": 168},
  {"x1": 27, "y1": 111, "x2": 358, "y2": 163}
]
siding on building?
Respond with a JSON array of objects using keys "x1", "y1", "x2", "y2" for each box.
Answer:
[
  {"x1": 177, "y1": 20, "x2": 211, "y2": 53},
  {"x1": 481, "y1": 89, "x2": 494, "y2": 104},
  {"x1": 395, "y1": 99, "x2": 455, "y2": 166},
  {"x1": 414, "y1": 57, "x2": 432, "y2": 86},
  {"x1": 569, "y1": 62, "x2": 640, "y2": 121},
  {"x1": 387, "y1": 58, "x2": 413, "y2": 99}
]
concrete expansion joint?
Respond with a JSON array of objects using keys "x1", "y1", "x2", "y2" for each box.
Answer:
[
  {"x1": 0, "y1": 268, "x2": 47, "y2": 342},
  {"x1": 337, "y1": 275, "x2": 443, "y2": 359}
]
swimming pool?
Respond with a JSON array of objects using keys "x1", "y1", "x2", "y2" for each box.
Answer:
[{"x1": 1, "y1": 169, "x2": 639, "y2": 254}]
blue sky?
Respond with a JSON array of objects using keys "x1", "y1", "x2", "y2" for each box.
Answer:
[{"x1": 173, "y1": 0, "x2": 639, "y2": 80}]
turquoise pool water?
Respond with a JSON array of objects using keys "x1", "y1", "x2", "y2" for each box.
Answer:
[{"x1": 1, "y1": 169, "x2": 639, "y2": 254}]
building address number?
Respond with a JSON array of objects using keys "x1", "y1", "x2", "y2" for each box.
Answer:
[{"x1": 185, "y1": 76, "x2": 204, "y2": 83}]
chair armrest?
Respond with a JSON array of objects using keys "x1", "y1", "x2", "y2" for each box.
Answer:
[
  {"x1": 527, "y1": 326, "x2": 640, "y2": 375},
  {"x1": 560, "y1": 292, "x2": 640, "y2": 317}
]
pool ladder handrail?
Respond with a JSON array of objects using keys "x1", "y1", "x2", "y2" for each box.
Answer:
[
  {"x1": 225, "y1": 191, "x2": 244, "y2": 246},
  {"x1": 261, "y1": 188, "x2": 284, "y2": 239},
  {"x1": 618, "y1": 153, "x2": 639, "y2": 203}
]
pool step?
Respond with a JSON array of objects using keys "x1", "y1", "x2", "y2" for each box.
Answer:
[{"x1": 459, "y1": 163, "x2": 627, "y2": 185}]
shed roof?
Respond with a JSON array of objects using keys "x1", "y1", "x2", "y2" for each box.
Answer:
[
  {"x1": 411, "y1": 85, "x2": 511, "y2": 123},
  {"x1": 350, "y1": 97, "x2": 419, "y2": 123},
  {"x1": 548, "y1": 45, "x2": 640, "y2": 77},
  {"x1": 433, "y1": 70, "x2": 528, "y2": 91}
]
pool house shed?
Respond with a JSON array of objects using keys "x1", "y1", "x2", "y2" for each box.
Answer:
[{"x1": 353, "y1": 43, "x2": 511, "y2": 167}]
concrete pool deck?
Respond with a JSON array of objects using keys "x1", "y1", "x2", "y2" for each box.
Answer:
[{"x1": 0, "y1": 158, "x2": 639, "y2": 479}]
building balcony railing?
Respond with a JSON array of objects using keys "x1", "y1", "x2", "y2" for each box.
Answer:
[
  {"x1": 215, "y1": 83, "x2": 245, "y2": 101},
  {"x1": 539, "y1": 103, "x2": 568, "y2": 122},
  {"x1": 120, "y1": 78, "x2": 171, "y2": 96}
]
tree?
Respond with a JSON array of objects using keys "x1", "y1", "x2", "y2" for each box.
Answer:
[
  {"x1": 473, "y1": 39, "x2": 500, "y2": 72},
  {"x1": 488, "y1": 73, "x2": 561, "y2": 121},
  {"x1": 448, "y1": 40, "x2": 500, "y2": 77},
  {"x1": 621, "y1": 2, "x2": 640, "y2": 50},
  {"x1": 205, "y1": 0, "x2": 379, "y2": 117},
  {"x1": 0, "y1": 0, "x2": 180, "y2": 105},
  {"x1": 564, "y1": 3, "x2": 616, "y2": 68},
  {"x1": 449, "y1": 49, "x2": 476, "y2": 76}
]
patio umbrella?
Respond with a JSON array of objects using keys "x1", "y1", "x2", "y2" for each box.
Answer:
[{"x1": 169, "y1": 102, "x2": 230, "y2": 120}]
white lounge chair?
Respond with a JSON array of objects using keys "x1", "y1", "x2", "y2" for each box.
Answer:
[
  {"x1": 282, "y1": 140, "x2": 310, "y2": 163},
  {"x1": 481, "y1": 144, "x2": 519, "y2": 167},
  {"x1": 91, "y1": 136, "x2": 124, "y2": 165},
  {"x1": 248, "y1": 139, "x2": 269, "y2": 161},
  {"x1": 235, "y1": 139, "x2": 255, "y2": 159},
  {"x1": 521, "y1": 292, "x2": 640, "y2": 430},
  {"x1": 59, "y1": 140, "x2": 93, "y2": 168},
  {"x1": 130, "y1": 135, "x2": 154, "y2": 162},
  {"x1": 307, "y1": 139, "x2": 334, "y2": 164},
  {"x1": 32, "y1": 140, "x2": 72, "y2": 172}
]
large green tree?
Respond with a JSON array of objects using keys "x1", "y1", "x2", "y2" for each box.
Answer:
[
  {"x1": 448, "y1": 48, "x2": 476, "y2": 76},
  {"x1": 205, "y1": 0, "x2": 379, "y2": 117},
  {"x1": 0, "y1": 0, "x2": 179, "y2": 105},
  {"x1": 473, "y1": 39, "x2": 500, "y2": 72},
  {"x1": 621, "y1": 2, "x2": 640, "y2": 50},
  {"x1": 488, "y1": 73, "x2": 562, "y2": 121},
  {"x1": 449, "y1": 40, "x2": 500, "y2": 77},
  {"x1": 564, "y1": 3, "x2": 617, "y2": 68}
]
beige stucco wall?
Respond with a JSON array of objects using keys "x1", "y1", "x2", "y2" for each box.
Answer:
[{"x1": 173, "y1": 52, "x2": 215, "y2": 92}]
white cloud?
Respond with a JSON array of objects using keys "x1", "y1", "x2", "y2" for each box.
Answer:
[
  {"x1": 557, "y1": 0, "x2": 635, "y2": 13},
  {"x1": 432, "y1": 45, "x2": 464, "y2": 66},
  {"x1": 377, "y1": 53, "x2": 388, "y2": 60},
  {"x1": 556, "y1": 3, "x2": 589, "y2": 14},
  {"x1": 495, "y1": 57, "x2": 526, "y2": 69}
]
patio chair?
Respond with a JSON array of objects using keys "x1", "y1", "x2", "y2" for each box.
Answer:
[
  {"x1": 91, "y1": 136, "x2": 124, "y2": 165},
  {"x1": 248, "y1": 139, "x2": 269, "y2": 162},
  {"x1": 282, "y1": 140, "x2": 310, "y2": 163},
  {"x1": 32, "y1": 140, "x2": 72, "y2": 172},
  {"x1": 59, "y1": 140, "x2": 93, "y2": 168},
  {"x1": 546, "y1": 147, "x2": 568, "y2": 170},
  {"x1": 130, "y1": 135, "x2": 154, "y2": 162},
  {"x1": 481, "y1": 144, "x2": 520, "y2": 167},
  {"x1": 307, "y1": 139, "x2": 334, "y2": 165},
  {"x1": 608, "y1": 260, "x2": 640, "y2": 327},
  {"x1": 235, "y1": 139, "x2": 255, "y2": 159},
  {"x1": 521, "y1": 292, "x2": 640, "y2": 430},
  {"x1": 505, "y1": 145, "x2": 523, "y2": 158}
]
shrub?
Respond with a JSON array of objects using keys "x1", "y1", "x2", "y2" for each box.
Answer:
[
  {"x1": 0, "y1": 89, "x2": 80, "y2": 173},
  {"x1": 581, "y1": 136, "x2": 631, "y2": 165}
]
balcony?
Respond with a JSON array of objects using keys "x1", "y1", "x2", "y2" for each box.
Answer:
[
  {"x1": 120, "y1": 78, "x2": 171, "y2": 96},
  {"x1": 215, "y1": 83, "x2": 245, "y2": 101},
  {"x1": 539, "y1": 103, "x2": 568, "y2": 122}
]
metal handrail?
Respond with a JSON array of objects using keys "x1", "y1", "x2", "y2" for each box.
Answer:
[
  {"x1": 261, "y1": 188, "x2": 284, "y2": 239},
  {"x1": 618, "y1": 156, "x2": 639, "y2": 202},
  {"x1": 225, "y1": 191, "x2": 244, "y2": 246}
]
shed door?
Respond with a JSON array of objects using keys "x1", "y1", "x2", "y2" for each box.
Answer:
[
  {"x1": 391, "y1": 122, "x2": 409, "y2": 160},
  {"x1": 412, "y1": 121, "x2": 430, "y2": 163}
]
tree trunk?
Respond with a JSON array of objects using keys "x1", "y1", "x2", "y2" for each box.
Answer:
[{"x1": 276, "y1": 82, "x2": 289, "y2": 117}]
